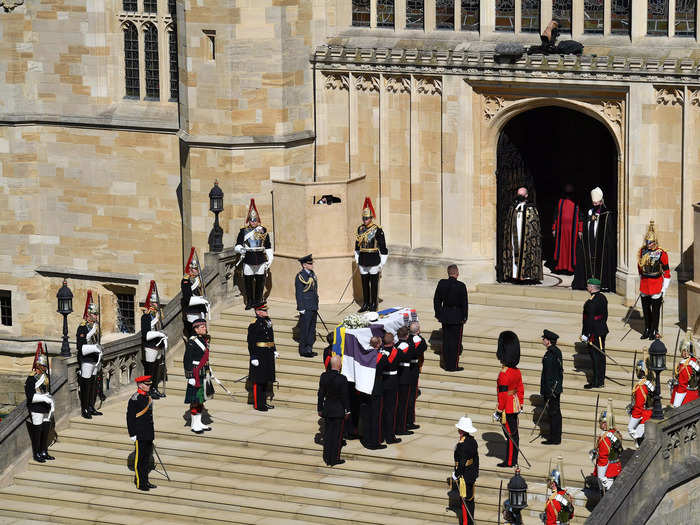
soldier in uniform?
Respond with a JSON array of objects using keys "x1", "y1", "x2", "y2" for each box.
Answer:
[
  {"x1": 581, "y1": 278, "x2": 608, "y2": 389},
  {"x1": 380, "y1": 332, "x2": 401, "y2": 445},
  {"x1": 494, "y1": 331, "x2": 524, "y2": 468},
  {"x1": 322, "y1": 332, "x2": 333, "y2": 371},
  {"x1": 448, "y1": 416, "x2": 479, "y2": 525},
  {"x1": 126, "y1": 375, "x2": 157, "y2": 491},
  {"x1": 247, "y1": 302, "x2": 277, "y2": 412},
  {"x1": 592, "y1": 409, "x2": 623, "y2": 491},
  {"x1": 638, "y1": 221, "x2": 671, "y2": 340},
  {"x1": 235, "y1": 199, "x2": 273, "y2": 309},
  {"x1": 140, "y1": 282, "x2": 167, "y2": 399},
  {"x1": 542, "y1": 469, "x2": 575, "y2": 525},
  {"x1": 354, "y1": 197, "x2": 388, "y2": 312},
  {"x1": 407, "y1": 321, "x2": 427, "y2": 431},
  {"x1": 317, "y1": 355, "x2": 350, "y2": 466},
  {"x1": 433, "y1": 264, "x2": 469, "y2": 372},
  {"x1": 628, "y1": 358, "x2": 654, "y2": 447},
  {"x1": 25, "y1": 353, "x2": 55, "y2": 463},
  {"x1": 361, "y1": 336, "x2": 387, "y2": 450},
  {"x1": 181, "y1": 248, "x2": 210, "y2": 339},
  {"x1": 671, "y1": 333, "x2": 698, "y2": 407},
  {"x1": 395, "y1": 326, "x2": 415, "y2": 436},
  {"x1": 183, "y1": 318, "x2": 213, "y2": 434},
  {"x1": 295, "y1": 254, "x2": 318, "y2": 358},
  {"x1": 76, "y1": 292, "x2": 103, "y2": 419},
  {"x1": 540, "y1": 329, "x2": 563, "y2": 445}
]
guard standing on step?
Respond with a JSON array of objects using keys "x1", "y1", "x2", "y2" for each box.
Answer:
[
  {"x1": 361, "y1": 336, "x2": 387, "y2": 450},
  {"x1": 183, "y1": 318, "x2": 213, "y2": 433},
  {"x1": 396, "y1": 326, "x2": 415, "y2": 436},
  {"x1": 671, "y1": 334, "x2": 699, "y2": 407},
  {"x1": 540, "y1": 329, "x2": 563, "y2": 445},
  {"x1": 407, "y1": 321, "x2": 427, "y2": 431},
  {"x1": 592, "y1": 409, "x2": 623, "y2": 491},
  {"x1": 322, "y1": 333, "x2": 333, "y2": 371},
  {"x1": 542, "y1": 469, "x2": 575, "y2": 525},
  {"x1": 581, "y1": 278, "x2": 608, "y2": 389},
  {"x1": 355, "y1": 197, "x2": 388, "y2": 312},
  {"x1": 433, "y1": 264, "x2": 468, "y2": 372},
  {"x1": 448, "y1": 416, "x2": 479, "y2": 525},
  {"x1": 126, "y1": 375, "x2": 157, "y2": 491},
  {"x1": 494, "y1": 331, "x2": 524, "y2": 468},
  {"x1": 25, "y1": 352, "x2": 55, "y2": 463},
  {"x1": 627, "y1": 358, "x2": 654, "y2": 447},
  {"x1": 140, "y1": 282, "x2": 168, "y2": 399},
  {"x1": 181, "y1": 248, "x2": 210, "y2": 339},
  {"x1": 247, "y1": 302, "x2": 277, "y2": 412},
  {"x1": 638, "y1": 221, "x2": 671, "y2": 340},
  {"x1": 317, "y1": 355, "x2": 350, "y2": 466},
  {"x1": 235, "y1": 199, "x2": 273, "y2": 309},
  {"x1": 295, "y1": 254, "x2": 319, "y2": 358},
  {"x1": 77, "y1": 291, "x2": 103, "y2": 419},
  {"x1": 381, "y1": 332, "x2": 402, "y2": 445}
]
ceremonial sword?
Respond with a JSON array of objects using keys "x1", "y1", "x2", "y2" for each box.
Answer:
[
  {"x1": 529, "y1": 380, "x2": 558, "y2": 438},
  {"x1": 494, "y1": 413, "x2": 531, "y2": 468}
]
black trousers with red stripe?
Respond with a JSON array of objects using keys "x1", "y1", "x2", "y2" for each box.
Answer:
[
  {"x1": 503, "y1": 413, "x2": 519, "y2": 466},
  {"x1": 460, "y1": 488, "x2": 475, "y2": 525},
  {"x1": 362, "y1": 394, "x2": 383, "y2": 448},
  {"x1": 252, "y1": 382, "x2": 267, "y2": 411},
  {"x1": 322, "y1": 416, "x2": 345, "y2": 466},
  {"x1": 381, "y1": 388, "x2": 399, "y2": 442},
  {"x1": 396, "y1": 382, "x2": 411, "y2": 434},
  {"x1": 407, "y1": 374, "x2": 419, "y2": 426}
]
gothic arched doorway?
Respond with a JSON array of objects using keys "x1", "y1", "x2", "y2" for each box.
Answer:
[{"x1": 495, "y1": 106, "x2": 618, "y2": 284}]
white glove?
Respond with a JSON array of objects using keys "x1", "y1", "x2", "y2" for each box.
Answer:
[
  {"x1": 451, "y1": 472, "x2": 458, "y2": 481},
  {"x1": 251, "y1": 359, "x2": 259, "y2": 366},
  {"x1": 188, "y1": 378, "x2": 196, "y2": 386},
  {"x1": 298, "y1": 310, "x2": 305, "y2": 315},
  {"x1": 274, "y1": 351, "x2": 280, "y2": 358},
  {"x1": 130, "y1": 435, "x2": 137, "y2": 442},
  {"x1": 661, "y1": 277, "x2": 671, "y2": 296},
  {"x1": 581, "y1": 335, "x2": 589, "y2": 343},
  {"x1": 354, "y1": 252, "x2": 359, "y2": 264},
  {"x1": 379, "y1": 254, "x2": 388, "y2": 268},
  {"x1": 234, "y1": 244, "x2": 246, "y2": 255}
]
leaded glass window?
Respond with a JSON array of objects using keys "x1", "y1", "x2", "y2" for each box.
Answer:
[
  {"x1": 648, "y1": 0, "x2": 669, "y2": 36},
  {"x1": 553, "y1": 0, "x2": 571, "y2": 33},
  {"x1": 377, "y1": 0, "x2": 394, "y2": 28},
  {"x1": 169, "y1": 29, "x2": 178, "y2": 100},
  {"x1": 521, "y1": 0, "x2": 540, "y2": 33},
  {"x1": 123, "y1": 0, "x2": 136, "y2": 11},
  {"x1": 675, "y1": 0, "x2": 696, "y2": 37},
  {"x1": 436, "y1": 0, "x2": 454, "y2": 29},
  {"x1": 144, "y1": 0, "x2": 157, "y2": 13},
  {"x1": 123, "y1": 23, "x2": 139, "y2": 98},
  {"x1": 611, "y1": 0, "x2": 630, "y2": 35},
  {"x1": 584, "y1": 0, "x2": 604, "y2": 34},
  {"x1": 144, "y1": 24, "x2": 159, "y2": 99},
  {"x1": 406, "y1": 0, "x2": 424, "y2": 29},
  {"x1": 168, "y1": 0, "x2": 176, "y2": 16},
  {"x1": 461, "y1": 0, "x2": 479, "y2": 31},
  {"x1": 352, "y1": 0, "x2": 370, "y2": 27},
  {"x1": 495, "y1": 0, "x2": 515, "y2": 32}
]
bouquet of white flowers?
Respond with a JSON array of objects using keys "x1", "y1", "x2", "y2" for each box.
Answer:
[{"x1": 341, "y1": 313, "x2": 370, "y2": 329}]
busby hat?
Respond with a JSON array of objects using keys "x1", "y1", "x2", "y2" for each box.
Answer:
[
  {"x1": 542, "y1": 329, "x2": 559, "y2": 343},
  {"x1": 135, "y1": 375, "x2": 152, "y2": 384},
  {"x1": 246, "y1": 198, "x2": 260, "y2": 224},
  {"x1": 298, "y1": 254, "x2": 313, "y2": 265},
  {"x1": 361, "y1": 197, "x2": 376, "y2": 219},
  {"x1": 497, "y1": 330, "x2": 521, "y2": 368}
]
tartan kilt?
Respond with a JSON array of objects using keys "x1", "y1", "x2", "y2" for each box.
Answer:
[{"x1": 184, "y1": 383, "x2": 199, "y2": 404}]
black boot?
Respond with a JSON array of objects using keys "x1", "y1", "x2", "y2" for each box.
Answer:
[
  {"x1": 79, "y1": 377, "x2": 91, "y2": 419},
  {"x1": 89, "y1": 377, "x2": 103, "y2": 416},
  {"x1": 40, "y1": 421, "x2": 55, "y2": 460},
  {"x1": 359, "y1": 274, "x2": 370, "y2": 312},
  {"x1": 29, "y1": 423, "x2": 45, "y2": 463},
  {"x1": 641, "y1": 296, "x2": 652, "y2": 339},
  {"x1": 254, "y1": 274, "x2": 266, "y2": 305},
  {"x1": 148, "y1": 362, "x2": 162, "y2": 399},
  {"x1": 369, "y1": 274, "x2": 379, "y2": 312},
  {"x1": 244, "y1": 275, "x2": 255, "y2": 309}
]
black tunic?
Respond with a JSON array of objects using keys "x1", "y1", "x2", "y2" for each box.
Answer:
[
  {"x1": 317, "y1": 369, "x2": 350, "y2": 418},
  {"x1": 76, "y1": 322, "x2": 99, "y2": 364},
  {"x1": 355, "y1": 224, "x2": 388, "y2": 267},
  {"x1": 582, "y1": 292, "x2": 609, "y2": 338},
  {"x1": 433, "y1": 277, "x2": 469, "y2": 325},
  {"x1": 540, "y1": 344, "x2": 564, "y2": 397},
  {"x1": 247, "y1": 317, "x2": 276, "y2": 384},
  {"x1": 236, "y1": 226, "x2": 272, "y2": 266},
  {"x1": 183, "y1": 335, "x2": 209, "y2": 404},
  {"x1": 573, "y1": 207, "x2": 616, "y2": 292},
  {"x1": 454, "y1": 434, "x2": 479, "y2": 484},
  {"x1": 25, "y1": 373, "x2": 51, "y2": 414},
  {"x1": 126, "y1": 391, "x2": 155, "y2": 441},
  {"x1": 397, "y1": 341, "x2": 415, "y2": 386}
]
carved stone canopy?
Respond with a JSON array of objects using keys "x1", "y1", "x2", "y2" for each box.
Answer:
[{"x1": 1, "y1": 0, "x2": 24, "y2": 11}]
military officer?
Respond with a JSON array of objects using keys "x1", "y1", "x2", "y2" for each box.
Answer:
[
  {"x1": 671, "y1": 333, "x2": 699, "y2": 407},
  {"x1": 322, "y1": 332, "x2": 333, "y2": 371},
  {"x1": 540, "y1": 329, "x2": 563, "y2": 445},
  {"x1": 433, "y1": 264, "x2": 469, "y2": 372},
  {"x1": 581, "y1": 278, "x2": 608, "y2": 389},
  {"x1": 295, "y1": 254, "x2": 319, "y2": 358},
  {"x1": 628, "y1": 358, "x2": 654, "y2": 447},
  {"x1": 76, "y1": 291, "x2": 103, "y2": 419},
  {"x1": 235, "y1": 199, "x2": 273, "y2": 309},
  {"x1": 638, "y1": 221, "x2": 671, "y2": 340},
  {"x1": 181, "y1": 248, "x2": 210, "y2": 338},
  {"x1": 381, "y1": 332, "x2": 402, "y2": 445},
  {"x1": 592, "y1": 409, "x2": 623, "y2": 491},
  {"x1": 126, "y1": 375, "x2": 157, "y2": 491},
  {"x1": 183, "y1": 318, "x2": 213, "y2": 434},
  {"x1": 25, "y1": 352, "x2": 55, "y2": 463},
  {"x1": 140, "y1": 282, "x2": 167, "y2": 399},
  {"x1": 542, "y1": 469, "x2": 575, "y2": 524},
  {"x1": 247, "y1": 302, "x2": 277, "y2": 411},
  {"x1": 494, "y1": 331, "x2": 524, "y2": 468},
  {"x1": 317, "y1": 355, "x2": 350, "y2": 466},
  {"x1": 448, "y1": 416, "x2": 479, "y2": 525},
  {"x1": 354, "y1": 197, "x2": 388, "y2": 312},
  {"x1": 396, "y1": 326, "x2": 415, "y2": 435},
  {"x1": 361, "y1": 336, "x2": 387, "y2": 450},
  {"x1": 407, "y1": 321, "x2": 427, "y2": 431}
]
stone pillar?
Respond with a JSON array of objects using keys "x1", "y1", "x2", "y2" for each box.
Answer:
[{"x1": 684, "y1": 204, "x2": 700, "y2": 331}]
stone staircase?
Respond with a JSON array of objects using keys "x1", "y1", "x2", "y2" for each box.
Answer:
[{"x1": 0, "y1": 285, "x2": 678, "y2": 525}]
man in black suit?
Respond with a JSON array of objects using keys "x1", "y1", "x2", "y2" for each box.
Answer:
[
  {"x1": 317, "y1": 355, "x2": 350, "y2": 466},
  {"x1": 581, "y1": 278, "x2": 609, "y2": 389},
  {"x1": 434, "y1": 264, "x2": 469, "y2": 372},
  {"x1": 295, "y1": 254, "x2": 318, "y2": 358},
  {"x1": 361, "y1": 336, "x2": 387, "y2": 450},
  {"x1": 540, "y1": 329, "x2": 563, "y2": 445}
]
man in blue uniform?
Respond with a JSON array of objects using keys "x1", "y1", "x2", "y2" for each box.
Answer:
[{"x1": 295, "y1": 254, "x2": 319, "y2": 358}]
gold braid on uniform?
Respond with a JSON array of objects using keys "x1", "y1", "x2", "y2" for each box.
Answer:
[
  {"x1": 298, "y1": 273, "x2": 314, "y2": 292},
  {"x1": 356, "y1": 223, "x2": 379, "y2": 246},
  {"x1": 253, "y1": 228, "x2": 268, "y2": 242}
]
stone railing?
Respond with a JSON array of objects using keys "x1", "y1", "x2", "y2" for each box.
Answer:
[
  {"x1": 587, "y1": 402, "x2": 700, "y2": 523},
  {"x1": 0, "y1": 249, "x2": 240, "y2": 484}
]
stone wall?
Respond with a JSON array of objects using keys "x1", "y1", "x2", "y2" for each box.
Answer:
[{"x1": 647, "y1": 475, "x2": 700, "y2": 524}]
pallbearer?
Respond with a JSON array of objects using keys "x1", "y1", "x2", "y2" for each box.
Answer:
[
  {"x1": 183, "y1": 318, "x2": 213, "y2": 433},
  {"x1": 354, "y1": 197, "x2": 388, "y2": 312},
  {"x1": 317, "y1": 355, "x2": 350, "y2": 466},
  {"x1": 235, "y1": 199, "x2": 273, "y2": 309},
  {"x1": 140, "y1": 281, "x2": 168, "y2": 399},
  {"x1": 126, "y1": 375, "x2": 157, "y2": 491},
  {"x1": 407, "y1": 321, "x2": 427, "y2": 430},
  {"x1": 494, "y1": 331, "x2": 524, "y2": 468},
  {"x1": 638, "y1": 220, "x2": 671, "y2": 340},
  {"x1": 77, "y1": 291, "x2": 103, "y2": 419},
  {"x1": 25, "y1": 345, "x2": 55, "y2": 463}
]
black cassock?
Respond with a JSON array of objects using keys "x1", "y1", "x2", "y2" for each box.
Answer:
[{"x1": 573, "y1": 206, "x2": 616, "y2": 292}]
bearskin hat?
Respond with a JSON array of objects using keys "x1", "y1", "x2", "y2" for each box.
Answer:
[{"x1": 497, "y1": 330, "x2": 520, "y2": 368}]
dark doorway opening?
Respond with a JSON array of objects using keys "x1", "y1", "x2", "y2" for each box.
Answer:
[{"x1": 495, "y1": 106, "x2": 618, "y2": 282}]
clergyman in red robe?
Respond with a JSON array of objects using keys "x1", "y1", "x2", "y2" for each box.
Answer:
[{"x1": 552, "y1": 186, "x2": 582, "y2": 273}]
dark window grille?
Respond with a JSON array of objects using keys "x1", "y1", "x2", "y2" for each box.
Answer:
[
  {"x1": 169, "y1": 29, "x2": 179, "y2": 100},
  {"x1": 495, "y1": 0, "x2": 515, "y2": 31},
  {"x1": 352, "y1": 0, "x2": 371, "y2": 26},
  {"x1": 377, "y1": 0, "x2": 395, "y2": 28},
  {"x1": 461, "y1": 0, "x2": 479, "y2": 31},
  {"x1": 144, "y1": 24, "x2": 160, "y2": 99},
  {"x1": 675, "y1": 0, "x2": 696, "y2": 37},
  {"x1": 144, "y1": 0, "x2": 157, "y2": 13},
  {"x1": 521, "y1": 0, "x2": 540, "y2": 33},
  {"x1": 117, "y1": 293, "x2": 135, "y2": 334},
  {"x1": 0, "y1": 291, "x2": 11, "y2": 327},
  {"x1": 168, "y1": 0, "x2": 176, "y2": 16},
  {"x1": 124, "y1": 23, "x2": 140, "y2": 98},
  {"x1": 611, "y1": 0, "x2": 631, "y2": 34},
  {"x1": 406, "y1": 0, "x2": 424, "y2": 29},
  {"x1": 584, "y1": 0, "x2": 604, "y2": 33},
  {"x1": 123, "y1": 0, "x2": 136, "y2": 11},
  {"x1": 648, "y1": 0, "x2": 669, "y2": 35},
  {"x1": 553, "y1": 0, "x2": 572, "y2": 32}
]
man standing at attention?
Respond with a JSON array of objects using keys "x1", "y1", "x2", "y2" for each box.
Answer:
[{"x1": 434, "y1": 264, "x2": 468, "y2": 372}]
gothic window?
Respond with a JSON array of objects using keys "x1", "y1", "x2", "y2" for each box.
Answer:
[
  {"x1": 648, "y1": 0, "x2": 669, "y2": 36},
  {"x1": 352, "y1": 0, "x2": 370, "y2": 27},
  {"x1": 168, "y1": 0, "x2": 176, "y2": 16},
  {"x1": 552, "y1": 0, "x2": 571, "y2": 33},
  {"x1": 521, "y1": 0, "x2": 540, "y2": 33},
  {"x1": 436, "y1": 0, "x2": 454, "y2": 29},
  {"x1": 169, "y1": 28, "x2": 178, "y2": 100},
  {"x1": 143, "y1": 0, "x2": 157, "y2": 13},
  {"x1": 406, "y1": 0, "x2": 424, "y2": 29},
  {"x1": 144, "y1": 23, "x2": 159, "y2": 99},
  {"x1": 675, "y1": 0, "x2": 696, "y2": 37},
  {"x1": 377, "y1": 0, "x2": 394, "y2": 28},
  {"x1": 123, "y1": 0, "x2": 136, "y2": 11},
  {"x1": 123, "y1": 22, "x2": 139, "y2": 98},
  {"x1": 461, "y1": 0, "x2": 479, "y2": 31},
  {"x1": 495, "y1": 0, "x2": 515, "y2": 32},
  {"x1": 583, "y1": 0, "x2": 604, "y2": 34},
  {"x1": 611, "y1": 0, "x2": 630, "y2": 34}
]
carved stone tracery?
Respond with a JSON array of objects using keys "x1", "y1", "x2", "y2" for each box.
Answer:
[
  {"x1": 324, "y1": 73, "x2": 349, "y2": 91},
  {"x1": 385, "y1": 75, "x2": 410, "y2": 94},
  {"x1": 655, "y1": 86, "x2": 684, "y2": 106},
  {"x1": 416, "y1": 76, "x2": 442, "y2": 96},
  {"x1": 483, "y1": 95, "x2": 510, "y2": 120},
  {"x1": 354, "y1": 73, "x2": 379, "y2": 93},
  {"x1": 689, "y1": 88, "x2": 700, "y2": 108},
  {"x1": 1, "y1": 0, "x2": 23, "y2": 11}
]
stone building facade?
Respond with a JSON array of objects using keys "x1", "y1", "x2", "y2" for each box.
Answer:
[{"x1": 1, "y1": 0, "x2": 699, "y2": 341}]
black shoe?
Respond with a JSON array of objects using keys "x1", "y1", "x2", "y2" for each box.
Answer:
[
  {"x1": 81, "y1": 410, "x2": 92, "y2": 419},
  {"x1": 416, "y1": 389, "x2": 421, "y2": 398},
  {"x1": 407, "y1": 424, "x2": 420, "y2": 430},
  {"x1": 33, "y1": 453, "x2": 46, "y2": 463},
  {"x1": 89, "y1": 407, "x2": 103, "y2": 416},
  {"x1": 331, "y1": 459, "x2": 346, "y2": 466},
  {"x1": 597, "y1": 382, "x2": 605, "y2": 388},
  {"x1": 542, "y1": 440, "x2": 561, "y2": 445},
  {"x1": 255, "y1": 407, "x2": 268, "y2": 412},
  {"x1": 396, "y1": 431, "x2": 414, "y2": 436},
  {"x1": 649, "y1": 331, "x2": 659, "y2": 340},
  {"x1": 365, "y1": 443, "x2": 387, "y2": 450},
  {"x1": 453, "y1": 367, "x2": 464, "y2": 372},
  {"x1": 496, "y1": 461, "x2": 513, "y2": 468},
  {"x1": 265, "y1": 404, "x2": 275, "y2": 410},
  {"x1": 41, "y1": 451, "x2": 56, "y2": 460},
  {"x1": 245, "y1": 304, "x2": 253, "y2": 310},
  {"x1": 146, "y1": 482, "x2": 157, "y2": 489},
  {"x1": 341, "y1": 440, "x2": 347, "y2": 446},
  {"x1": 640, "y1": 329, "x2": 650, "y2": 339},
  {"x1": 137, "y1": 485, "x2": 150, "y2": 491},
  {"x1": 358, "y1": 303, "x2": 369, "y2": 313},
  {"x1": 584, "y1": 383, "x2": 595, "y2": 389},
  {"x1": 385, "y1": 437, "x2": 402, "y2": 444}
]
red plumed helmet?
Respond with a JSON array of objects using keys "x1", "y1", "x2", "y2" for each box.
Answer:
[
  {"x1": 246, "y1": 198, "x2": 260, "y2": 224},
  {"x1": 361, "y1": 197, "x2": 376, "y2": 219},
  {"x1": 83, "y1": 290, "x2": 97, "y2": 319}
]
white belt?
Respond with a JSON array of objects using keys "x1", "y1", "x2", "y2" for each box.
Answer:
[
  {"x1": 399, "y1": 363, "x2": 410, "y2": 367},
  {"x1": 383, "y1": 371, "x2": 398, "y2": 375},
  {"x1": 410, "y1": 359, "x2": 419, "y2": 364},
  {"x1": 192, "y1": 361, "x2": 200, "y2": 365},
  {"x1": 246, "y1": 246, "x2": 264, "y2": 252}
]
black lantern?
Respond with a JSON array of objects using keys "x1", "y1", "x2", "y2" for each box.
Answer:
[
  {"x1": 649, "y1": 339, "x2": 667, "y2": 419},
  {"x1": 208, "y1": 180, "x2": 224, "y2": 253},
  {"x1": 508, "y1": 467, "x2": 528, "y2": 511},
  {"x1": 56, "y1": 279, "x2": 73, "y2": 357}
]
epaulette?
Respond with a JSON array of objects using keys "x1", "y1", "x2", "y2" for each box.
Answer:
[
  {"x1": 80, "y1": 320, "x2": 86, "y2": 326},
  {"x1": 189, "y1": 335, "x2": 198, "y2": 340},
  {"x1": 130, "y1": 392, "x2": 139, "y2": 401},
  {"x1": 183, "y1": 274, "x2": 190, "y2": 280}
]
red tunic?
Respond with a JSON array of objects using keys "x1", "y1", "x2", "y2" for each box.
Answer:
[
  {"x1": 631, "y1": 380, "x2": 653, "y2": 422},
  {"x1": 553, "y1": 198, "x2": 582, "y2": 272},
  {"x1": 596, "y1": 430, "x2": 622, "y2": 477},
  {"x1": 671, "y1": 357, "x2": 700, "y2": 404},
  {"x1": 497, "y1": 367, "x2": 524, "y2": 414},
  {"x1": 545, "y1": 490, "x2": 574, "y2": 525},
  {"x1": 638, "y1": 248, "x2": 670, "y2": 296}
]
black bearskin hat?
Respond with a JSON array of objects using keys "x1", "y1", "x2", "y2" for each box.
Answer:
[{"x1": 497, "y1": 330, "x2": 521, "y2": 368}]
